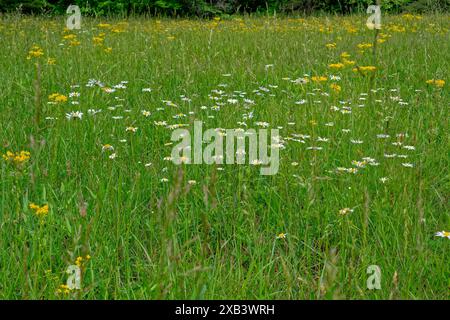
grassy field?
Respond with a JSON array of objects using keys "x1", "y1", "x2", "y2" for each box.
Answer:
[{"x1": 0, "y1": 13, "x2": 448, "y2": 300}]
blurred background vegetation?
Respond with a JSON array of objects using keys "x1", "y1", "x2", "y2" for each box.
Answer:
[{"x1": 0, "y1": 0, "x2": 448, "y2": 16}]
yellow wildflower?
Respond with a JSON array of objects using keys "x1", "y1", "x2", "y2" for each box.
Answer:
[
  {"x1": 330, "y1": 83, "x2": 341, "y2": 93},
  {"x1": 97, "y1": 23, "x2": 111, "y2": 29},
  {"x1": 329, "y1": 63, "x2": 344, "y2": 69},
  {"x1": 75, "y1": 255, "x2": 91, "y2": 267},
  {"x1": 93, "y1": 36, "x2": 104, "y2": 45},
  {"x1": 311, "y1": 76, "x2": 327, "y2": 83},
  {"x1": 357, "y1": 43, "x2": 373, "y2": 50},
  {"x1": 56, "y1": 284, "x2": 73, "y2": 295},
  {"x1": 75, "y1": 256, "x2": 83, "y2": 267},
  {"x1": 353, "y1": 66, "x2": 376, "y2": 74},
  {"x1": 29, "y1": 203, "x2": 49, "y2": 219},
  {"x1": 27, "y1": 45, "x2": 44, "y2": 60},
  {"x1": 342, "y1": 59, "x2": 356, "y2": 66},
  {"x1": 2, "y1": 151, "x2": 31, "y2": 165},
  {"x1": 402, "y1": 14, "x2": 422, "y2": 21},
  {"x1": 63, "y1": 34, "x2": 77, "y2": 40},
  {"x1": 426, "y1": 79, "x2": 445, "y2": 88},
  {"x1": 48, "y1": 93, "x2": 68, "y2": 103},
  {"x1": 276, "y1": 233, "x2": 287, "y2": 239}
]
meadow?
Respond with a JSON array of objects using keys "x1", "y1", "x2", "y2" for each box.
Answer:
[{"x1": 0, "y1": 12, "x2": 448, "y2": 299}]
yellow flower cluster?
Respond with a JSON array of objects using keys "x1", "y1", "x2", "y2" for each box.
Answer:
[
  {"x1": 48, "y1": 93, "x2": 68, "y2": 103},
  {"x1": 426, "y1": 79, "x2": 445, "y2": 88},
  {"x1": 93, "y1": 33, "x2": 105, "y2": 45},
  {"x1": 388, "y1": 24, "x2": 406, "y2": 33},
  {"x1": 353, "y1": 65, "x2": 376, "y2": 74},
  {"x1": 328, "y1": 51, "x2": 358, "y2": 71},
  {"x1": 56, "y1": 284, "x2": 73, "y2": 295},
  {"x1": 112, "y1": 25, "x2": 127, "y2": 33},
  {"x1": 330, "y1": 83, "x2": 341, "y2": 93},
  {"x1": 328, "y1": 62, "x2": 344, "y2": 70},
  {"x1": 311, "y1": 76, "x2": 327, "y2": 83},
  {"x1": 27, "y1": 45, "x2": 44, "y2": 60},
  {"x1": 340, "y1": 52, "x2": 355, "y2": 66},
  {"x1": 63, "y1": 33, "x2": 81, "y2": 46},
  {"x1": 2, "y1": 150, "x2": 30, "y2": 165},
  {"x1": 357, "y1": 43, "x2": 373, "y2": 50},
  {"x1": 97, "y1": 23, "x2": 111, "y2": 28},
  {"x1": 63, "y1": 33, "x2": 76, "y2": 40},
  {"x1": 402, "y1": 14, "x2": 422, "y2": 21},
  {"x1": 75, "y1": 255, "x2": 91, "y2": 267},
  {"x1": 97, "y1": 21, "x2": 128, "y2": 33},
  {"x1": 29, "y1": 203, "x2": 49, "y2": 219},
  {"x1": 92, "y1": 33, "x2": 112, "y2": 53}
]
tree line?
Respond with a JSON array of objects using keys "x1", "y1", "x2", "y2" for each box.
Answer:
[{"x1": 0, "y1": 0, "x2": 448, "y2": 16}]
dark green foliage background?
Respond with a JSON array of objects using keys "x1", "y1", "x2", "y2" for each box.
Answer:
[{"x1": 0, "y1": 0, "x2": 448, "y2": 16}]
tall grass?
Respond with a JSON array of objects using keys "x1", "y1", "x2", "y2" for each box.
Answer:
[{"x1": 0, "y1": 13, "x2": 448, "y2": 299}]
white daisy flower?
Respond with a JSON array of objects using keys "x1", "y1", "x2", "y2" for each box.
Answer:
[
  {"x1": 402, "y1": 163, "x2": 414, "y2": 168},
  {"x1": 435, "y1": 231, "x2": 450, "y2": 239},
  {"x1": 66, "y1": 111, "x2": 83, "y2": 120}
]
